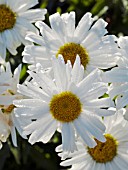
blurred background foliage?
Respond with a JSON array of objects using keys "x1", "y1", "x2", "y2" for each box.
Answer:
[{"x1": 2, "y1": 0, "x2": 128, "y2": 170}]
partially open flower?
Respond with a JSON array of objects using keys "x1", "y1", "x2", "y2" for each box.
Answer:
[{"x1": 0, "y1": 63, "x2": 26, "y2": 148}]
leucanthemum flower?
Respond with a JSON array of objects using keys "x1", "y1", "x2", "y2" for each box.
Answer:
[
  {"x1": 103, "y1": 36, "x2": 128, "y2": 110},
  {"x1": 23, "y1": 11, "x2": 119, "y2": 72},
  {"x1": 14, "y1": 56, "x2": 115, "y2": 152},
  {"x1": 0, "y1": 0, "x2": 47, "y2": 63},
  {"x1": 58, "y1": 109, "x2": 128, "y2": 170},
  {"x1": 0, "y1": 63, "x2": 27, "y2": 148}
]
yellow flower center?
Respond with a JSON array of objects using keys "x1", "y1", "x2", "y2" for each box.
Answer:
[
  {"x1": 0, "y1": 4, "x2": 16, "y2": 32},
  {"x1": 56, "y1": 42, "x2": 89, "y2": 69},
  {"x1": 88, "y1": 134, "x2": 118, "y2": 163},
  {"x1": 49, "y1": 91, "x2": 82, "y2": 122}
]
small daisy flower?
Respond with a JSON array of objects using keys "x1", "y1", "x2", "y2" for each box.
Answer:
[
  {"x1": 0, "y1": 0, "x2": 47, "y2": 63},
  {"x1": 0, "y1": 63, "x2": 26, "y2": 148},
  {"x1": 103, "y1": 36, "x2": 128, "y2": 110},
  {"x1": 23, "y1": 11, "x2": 119, "y2": 72},
  {"x1": 58, "y1": 109, "x2": 128, "y2": 170},
  {"x1": 14, "y1": 56, "x2": 114, "y2": 152}
]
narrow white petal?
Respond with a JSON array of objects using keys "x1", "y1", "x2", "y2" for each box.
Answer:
[
  {"x1": 25, "y1": 33, "x2": 45, "y2": 46},
  {"x1": 116, "y1": 94, "x2": 128, "y2": 109},
  {"x1": 83, "y1": 97, "x2": 114, "y2": 108},
  {"x1": 114, "y1": 155, "x2": 128, "y2": 169},
  {"x1": 19, "y1": 9, "x2": 47, "y2": 22},
  {"x1": 61, "y1": 123, "x2": 77, "y2": 152},
  {"x1": 71, "y1": 55, "x2": 84, "y2": 84},
  {"x1": 61, "y1": 12, "x2": 75, "y2": 41},
  {"x1": 81, "y1": 82, "x2": 107, "y2": 100},
  {"x1": 15, "y1": 104, "x2": 49, "y2": 119},
  {"x1": 11, "y1": 126, "x2": 17, "y2": 147},
  {"x1": 73, "y1": 118, "x2": 97, "y2": 148},
  {"x1": 103, "y1": 68, "x2": 128, "y2": 83},
  {"x1": 49, "y1": 13, "x2": 66, "y2": 43},
  {"x1": 17, "y1": 84, "x2": 49, "y2": 101},
  {"x1": 77, "y1": 69, "x2": 102, "y2": 95},
  {"x1": 74, "y1": 12, "x2": 93, "y2": 43},
  {"x1": 14, "y1": 99, "x2": 45, "y2": 108},
  {"x1": 60, "y1": 153, "x2": 85, "y2": 167},
  {"x1": 109, "y1": 83, "x2": 128, "y2": 99},
  {"x1": 51, "y1": 56, "x2": 67, "y2": 91},
  {"x1": 76, "y1": 114, "x2": 106, "y2": 142},
  {"x1": 28, "y1": 119, "x2": 56, "y2": 144},
  {"x1": 15, "y1": 0, "x2": 38, "y2": 12},
  {"x1": 91, "y1": 19, "x2": 108, "y2": 37}
]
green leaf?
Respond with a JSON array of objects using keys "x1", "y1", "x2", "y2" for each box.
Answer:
[
  {"x1": 91, "y1": 0, "x2": 106, "y2": 15},
  {"x1": 56, "y1": 7, "x2": 62, "y2": 14},
  {"x1": 8, "y1": 142, "x2": 21, "y2": 165},
  {"x1": 19, "y1": 64, "x2": 28, "y2": 83},
  {"x1": 40, "y1": 0, "x2": 48, "y2": 8}
]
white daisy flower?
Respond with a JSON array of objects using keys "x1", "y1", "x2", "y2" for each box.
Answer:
[
  {"x1": 0, "y1": 62, "x2": 27, "y2": 148},
  {"x1": 14, "y1": 56, "x2": 115, "y2": 152},
  {"x1": 0, "y1": 0, "x2": 47, "y2": 63},
  {"x1": 23, "y1": 11, "x2": 119, "y2": 72},
  {"x1": 103, "y1": 36, "x2": 128, "y2": 110},
  {"x1": 58, "y1": 109, "x2": 128, "y2": 170}
]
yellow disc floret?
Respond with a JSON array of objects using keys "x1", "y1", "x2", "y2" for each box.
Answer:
[
  {"x1": 49, "y1": 91, "x2": 82, "y2": 122},
  {"x1": 0, "y1": 4, "x2": 16, "y2": 32},
  {"x1": 0, "y1": 89, "x2": 16, "y2": 114},
  {"x1": 88, "y1": 134, "x2": 118, "y2": 163},
  {"x1": 56, "y1": 42, "x2": 89, "y2": 69},
  {"x1": 1, "y1": 104, "x2": 15, "y2": 114}
]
